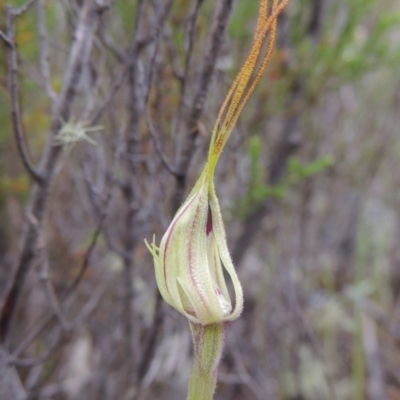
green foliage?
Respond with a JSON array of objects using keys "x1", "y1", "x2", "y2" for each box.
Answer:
[
  {"x1": 228, "y1": 1, "x2": 258, "y2": 40},
  {"x1": 115, "y1": 0, "x2": 137, "y2": 38},
  {"x1": 287, "y1": 0, "x2": 400, "y2": 96},
  {"x1": 287, "y1": 155, "x2": 334, "y2": 181},
  {"x1": 238, "y1": 135, "x2": 334, "y2": 218}
]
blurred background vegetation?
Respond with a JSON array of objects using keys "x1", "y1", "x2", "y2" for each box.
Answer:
[{"x1": 1, "y1": 0, "x2": 400, "y2": 399}]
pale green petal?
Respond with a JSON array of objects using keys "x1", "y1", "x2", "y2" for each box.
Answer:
[
  {"x1": 177, "y1": 182, "x2": 224, "y2": 325},
  {"x1": 144, "y1": 237, "x2": 172, "y2": 306},
  {"x1": 146, "y1": 173, "x2": 242, "y2": 325},
  {"x1": 209, "y1": 183, "x2": 243, "y2": 321},
  {"x1": 208, "y1": 233, "x2": 231, "y2": 308}
]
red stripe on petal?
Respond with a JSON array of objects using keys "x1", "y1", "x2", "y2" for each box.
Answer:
[
  {"x1": 206, "y1": 205, "x2": 213, "y2": 236},
  {"x1": 188, "y1": 202, "x2": 211, "y2": 318},
  {"x1": 163, "y1": 191, "x2": 200, "y2": 295}
]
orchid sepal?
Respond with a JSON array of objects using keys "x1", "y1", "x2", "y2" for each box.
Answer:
[{"x1": 145, "y1": 171, "x2": 243, "y2": 326}]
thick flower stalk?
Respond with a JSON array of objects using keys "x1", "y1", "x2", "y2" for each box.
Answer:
[{"x1": 146, "y1": 1, "x2": 289, "y2": 399}]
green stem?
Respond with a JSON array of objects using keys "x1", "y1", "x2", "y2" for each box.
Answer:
[{"x1": 187, "y1": 322, "x2": 226, "y2": 400}]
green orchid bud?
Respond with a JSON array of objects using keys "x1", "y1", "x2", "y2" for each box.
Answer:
[{"x1": 145, "y1": 172, "x2": 243, "y2": 326}]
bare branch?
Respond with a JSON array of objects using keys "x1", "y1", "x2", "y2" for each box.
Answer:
[
  {"x1": 99, "y1": 30, "x2": 126, "y2": 62},
  {"x1": 173, "y1": 0, "x2": 205, "y2": 144},
  {"x1": 5, "y1": 7, "x2": 44, "y2": 183},
  {"x1": 145, "y1": 108, "x2": 178, "y2": 175},
  {"x1": 64, "y1": 189, "x2": 112, "y2": 298},
  {"x1": 89, "y1": 65, "x2": 129, "y2": 125},
  {"x1": 81, "y1": 119, "x2": 128, "y2": 260},
  {"x1": 361, "y1": 313, "x2": 387, "y2": 400},
  {"x1": 10, "y1": 274, "x2": 105, "y2": 363},
  {"x1": 13, "y1": 0, "x2": 37, "y2": 17},
  {"x1": 0, "y1": 30, "x2": 10, "y2": 44},
  {"x1": 9, "y1": 328, "x2": 62, "y2": 368},
  {"x1": 70, "y1": 282, "x2": 106, "y2": 329},
  {"x1": 0, "y1": 1, "x2": 103, "y2": 343},
  {"x1": 0, "y1": 347, "x2": 26, "y2": 400},
  {"x1": 67, "y1": 116, "x2": 125, "y2": 302},
  {"x1": 52, "y1": 4, "x2": 102, "y2": 125},
  {"x1": 10, "y1": 279, "x2": 104, "y2": 370},
  {"x1": 228, "y1": 346, "x2": 265, "y2": 400},
  {"x1": 39, "y1": 257, "x2": 70, "y2": 331},
  {"x1": 121, "y1": 0, "x2": 146, "y2": 381},
  {"x1": 172, "y1": 0, "x2": 234, "y2": 210},
  {"x1": 94, "y1": 6, "x2": 171, "y2": 122},
  {"x1": 37, "y1": 0, "x2": 57, "y2": 104},
  {"x1": 359, "y1": 299, "x2": 400, "y2": 343},
  {"x1": 144, "y1": 1, "x2": 177, "y2": 176},
  {"x1": 137, "y1": 292, "x2": 164, "y2": 383}
]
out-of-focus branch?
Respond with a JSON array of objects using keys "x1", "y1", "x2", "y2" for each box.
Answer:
[
  {"x1": 144, "y1": 3, "x2": 178, "y2": 176},
  {"x1": 308, "y1": 0, "x2": 325, "y2": 39},
  {"x1": 69, "y1": 180, "x2": 115, "y2": 295},
  {"x1": 4, "y1": 6, "x2": 44, "y2": 183},
  {"x1": 0, "y1": 347, "x2": 26, "y2": 400},
  {"x1": 173, "y1": 0, "x2": 205, "y2": 146},
  {"x1": 119, "y1": 2, "x2": 174, "y2": 393},
  {"x1": 0, "y1": 0, "x2": 104, "y2": 343},
  {"x1": 121, "y1": 0, "x2": 146, "y2": 384},
  {"x1": 99, "y1": 30, "x2": 125, "y2": 62},
  {"x1": 7, "y1": 282, "x2": 104, "y2": 399},
  {"x1": 358, "y1": 299, "x2": 400, "y2": 343},
  {"x1": 90, "y1": 64, "x2": 128, "y2": 125},
  {"x1": 0, "y1": 30, "x2": 10, "y2": 44},
  {"x1": 37, "y1": 0, "x2": 57, "y2": 105},
  {"x1": 138, "y1": 289, "x2": 164, "y2": 372},
  {"x1": 8, "y1": 120, "x2": 125, "y2": 365},
  {"x1": 361, "y1": 313, "x2": 387, "y2": 400},
  {"x1": 9, "y1": 279, "x2": 104, "y2": 363},
  {"x1": 13, "y1": 0, "x2": 37, "y2": 17},
  {"x1": 146, "y1": 108, "x2": 178, "y2": 176},
  {"x1": 9, "y1": 327, "x2": 62, "y2": 368},
  {"x1": 172, "y1": 0, "x2": 234, "y2": 211},
  {"x1": 39, "y1": 250, "x2": 70, "y2": 331}
]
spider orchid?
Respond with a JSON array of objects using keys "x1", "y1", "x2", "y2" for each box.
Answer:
[{"x1": 146, "y1": 1, "x2": 289, "y2": 398}]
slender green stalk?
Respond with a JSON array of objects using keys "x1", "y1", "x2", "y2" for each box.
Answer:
[{"x1": 187, "y1": 323, "x2": 225, "y2": 400}]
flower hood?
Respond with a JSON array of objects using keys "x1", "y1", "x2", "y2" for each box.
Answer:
[{"x1": 146, "y1": 172, "x2": 243, "y2": 325}]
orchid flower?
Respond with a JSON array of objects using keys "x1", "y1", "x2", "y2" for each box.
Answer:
[{"x1": 146, "y1": 1, "x2": 289, "y2": 399}]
